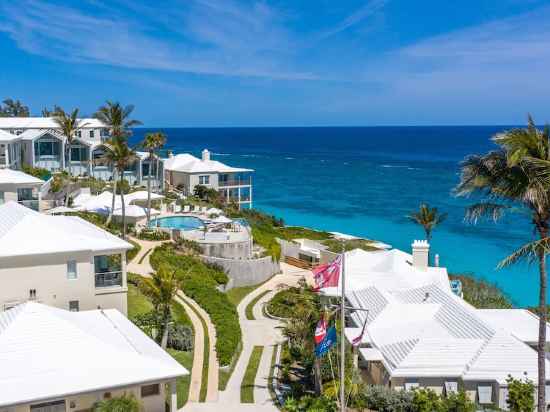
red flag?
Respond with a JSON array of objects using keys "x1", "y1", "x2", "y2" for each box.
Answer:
[
  {"x1": 314, "y1": 316, "x2": 327, "y2": 345},
  {"x1": 313, "y1": 255, "x2": 342, "y2": 291}
]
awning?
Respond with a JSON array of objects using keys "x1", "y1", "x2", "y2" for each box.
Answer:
[{"x1": 359, "y1": 348, "x2": 384, "y2": 361}]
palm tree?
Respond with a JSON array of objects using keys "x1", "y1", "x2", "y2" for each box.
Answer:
[
  {"x1": 101, "y1": 135, "x2": 137, "y2": 237},
  {"x1": 94, "y1": 101, "x2": 142, "y2": 138},
  {"x1": 53, "y1": 108, "x2": 88, "y2": 176},
  {"x1": 94, "y1": 101, "x2": 142, "y2": 225},
  {"x1": 41, "y1": 105, "x2": 63, "y2": 117},
  {"x1": 455, "y1": 115, "x2": 550, "y2": 412},
  {"x1": 407, "y1": 203, "x2": 447, "y2": 242},
  {"x1": 138, "y1": 266, "x2": 180, "y2": 349},
  {"x1": 1, "y1": 98, "x2": 29, "y2": 117},
  {"x1": 141, "y1": 132, "x2": 166, "y2": 226}
]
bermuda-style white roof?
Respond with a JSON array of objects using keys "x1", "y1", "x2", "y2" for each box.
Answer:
[
  {"x1": 19, "y1": 129, "x2": 64, "y2": 141},
  {"x1": 0, "y1": 169, "x2": 44, "y2": 186},
  {"x1": 320, "y1": 248, "x2": 450, "y2": 297},
  {"x1": 74, "y1": 191, "x2": 164, "y2": 213},
  {"x1": 164, "y1": 153, "x2": 253, "y2": 174},
  {"x1": 0, "y1": 201, "x2": 132, "y2": 257},
  {"x1": 0, "y1": 302, "x2": 188, "y2": 407},
  {"x1": 0, "y1": 117, "x2": 106, "y2": 129},
  {"x1": 347, "y1": 282, "x2": 550, "y2": 383},
  {"x1": 0, "y1": 129, "x2": 21, "y2": 142},
  {"x1": 477, "y1": 309, "x2": 550, "y2": 344}
]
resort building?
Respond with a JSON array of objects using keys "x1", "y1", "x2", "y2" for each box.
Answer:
[
  {"x1": 0, "y1": 169, "x2": 44, "y2": 211},
  {"x1": 330, "y1": 241, "x2": 550, "y2": 409},
  {"x1": 164, "y1": 149, "x2": 253, "y2": 208},
  {"x1": 0, "y1": 201, "x2": 132, "y2": 314},
  {"x1": 0, "y1": 117, "x2": 163, "y2": 188},
  {"x1": 0, "y1": 302, "x2": 187, "y2": 412}
]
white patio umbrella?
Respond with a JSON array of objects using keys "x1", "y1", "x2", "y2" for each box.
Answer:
[
  {"x1": 206, "y1": 207, "x2": 223, "y2": 215},
  {"x1": 125, "y1": 191, "x2": 165, "y2": 204},
  {"x1": 112, "y1": 205, "x2": 161, "y2": 218},
  {"x1": 212, "y1": 215, "x2": 232, "y2": 224}
]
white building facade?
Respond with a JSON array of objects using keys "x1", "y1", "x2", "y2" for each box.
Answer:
[
  {"x1": 0, "y1": 169, "x2": 44, "y2": 211},
  {"x1": 0, "y1": 202, "x2": 132, "y2": 314}
]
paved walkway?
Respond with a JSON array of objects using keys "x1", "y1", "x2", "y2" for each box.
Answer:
[
  {"x1": 183, "y1": 263, "x2": 309, "y2": 412},
  {"x1": 126, "y1": 237, "x2": 157, "y2": 276}
]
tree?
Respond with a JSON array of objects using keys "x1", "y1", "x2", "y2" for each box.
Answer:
[
  {"x1": 100, "y1": 135, "x2": 137, "y2": 238},
  {"x1": 94, "y1": 101, "x2": 142, "y2": 225},
  {"x1": 507, "y1": 375, "x2": 535, "y2": 412},
  {"x1": 138, "y1": 265, "x2": 180, "y2": 349},
  {"x1": 53, "y1": 108, "x2": 88, "y2": 176},
  {"x1": 1, "y1": 98, "x2": 30, "y2": 117},
  {"x1": 141, "y1": 132, "x2": 166, "y2": 226},
  {"x1": 41, "y1": 105, "x2": 63, "y2": 117},
  {"x1": 94, "y1": 394, "x2": 140, "y2": 412},
  {"x1": 407, "y1": 203, "x2": 447, "y2": 242},
  {"x1": 455, "y1": 115, "x2": 550, "y2": 412}
]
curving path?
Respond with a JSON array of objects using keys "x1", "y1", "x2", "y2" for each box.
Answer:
[{"x1": 183, "y1": 263, "x2": 309, "y2": 412}]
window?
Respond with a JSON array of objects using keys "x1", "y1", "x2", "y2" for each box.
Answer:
[
  {"x1": 89, "y1": 130, "x2": 95, "y2": 138},
  {"x1": 30, "y1": 400, "x2": 66, "y2": 412},
  {"x1": 69, "y1": 300, "x2": 79, "y2": 312},
  {"x1": 67, "y1": 260, "x2": 77, "y2": 279},
  {"x1": 17, "y1": 188, "x2": 34, "y2": 201},
  {"x1": 0, "y1": 192, "x2": 4, "y2": 205},
  {"x1": 477, "y1": 384, "x2": 493, "y2": 404},
  {"x1": 141, "y1": 383, "x2": 160, "y2": 397},
  {"x1": 444, "y1": 381, "x2": 458, "y2": 395},
  {"x1": 75, "y1": 130, "x2": 82, "y2": 138},
  {"x1": 199, "y1": 175, "x2": 210, "y2": 185}
]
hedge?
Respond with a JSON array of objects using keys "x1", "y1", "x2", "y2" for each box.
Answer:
[{"x1": 150, "y1": 244, "x2": 240, "y2": 366}]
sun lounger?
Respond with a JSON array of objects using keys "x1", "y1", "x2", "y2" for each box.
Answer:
[{"x1": 183, "y1": 205, "x2": 190, "y2": 213}]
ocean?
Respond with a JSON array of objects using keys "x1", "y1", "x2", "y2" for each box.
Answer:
[{"x1": 130, "y1": 126, "x2": 537, "y2": 307}]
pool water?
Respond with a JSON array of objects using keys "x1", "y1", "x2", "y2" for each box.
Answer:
[{"x1": 150, "y1": 216, "x2": 204, "y2": 230}]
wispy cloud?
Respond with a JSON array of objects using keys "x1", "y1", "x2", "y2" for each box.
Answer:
[{"x1": 0, "y1": 0, "x2": 316, "y2": 80}]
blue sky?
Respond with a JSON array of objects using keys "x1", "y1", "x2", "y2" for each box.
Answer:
[{"x1": 1, "y1": 0, "x2": 549, "y2": 126}]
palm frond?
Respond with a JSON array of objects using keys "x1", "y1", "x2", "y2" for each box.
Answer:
[
  {"x1": 464, "y1": 202, "x2": 509, "y2": 223},
  {"x1": 497, "y1": 237, "x2": 550, "y2": 269}
]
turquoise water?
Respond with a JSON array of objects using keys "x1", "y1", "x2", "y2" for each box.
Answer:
[
  {"x1": 150, "y1": 216, "x2": 204, "y2": 230},
  {"x1": 132, "y1": 126, "x2": 538, "y2": 307}
]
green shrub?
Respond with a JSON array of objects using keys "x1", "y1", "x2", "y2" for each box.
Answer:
[
  {"x1": 138, "y1": 229, "x2": 170, "y2": 241},
  {"x1": 126, "y1": 239, "x2": 141, "y2": 262},
  {"x1": 150, "y1": 244, "x2": 239, "y2": 365},
  {"x1": 412, "y1": 388, "x2": 446, "y2": 412},
  {"x1": 450, "y1": 273, "x2": 513, "y2": 309},
  {"x1": 22, "y1": 164, "x2": 50, "y2": 180},
  {"x1": 282, "y1": 395, "x2": 338, "y2": 412},
  {"x1": 176, "y1": 238, "x2": 203, "y2": 254},
  {"x1": 506, "y1": 375, "x2": 535, "y2": 412},
  {"x1": 115, "y1": 179, "x2": 131, "y2": 194},
  {"x1": 266, "y1": 289, "x2": 299, "y2": 318},
  {"x1": 94, "y1": 394, "x2": 140, "y2": 412}
]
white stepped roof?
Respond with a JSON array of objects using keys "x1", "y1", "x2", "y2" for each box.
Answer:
[
  {"x1": 0, "y1": 169, "x2": 44, "y2": 185},
  {"x1": 0, "y1": 130, "x2": 21, "y2": 142},
  {"x1": 477, "y1": 309, "x2": 550, "y2": 344},
  {"x1": 164, "y1": 153, "x2": 253, "y2": 174},
  {"x1": 0, "y1": 201, "x2": 131, "y2": 257},
  {"x1": 0, "y1": 302, "x2": 188, "y2": 407},
  {"x1": 0, "y1": 117, "x2": 106, "y2": 129},
  {"x1": 320, "y1": 248, "x2": 451, "y2": 297},
  {"x1": 19, "y1": 129, "x2": 64, "y2": 141}
]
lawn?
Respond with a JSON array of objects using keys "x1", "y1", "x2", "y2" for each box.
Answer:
[
  {"x1": 245, "y1": 290, "x2": 271, "y2": 320},
  {"x1": 240, "y1": 346, "x2": 264, "y2": 403},
  {"x1": 127, "y1": 283, "x2": 153, "y2": 318},
  {"x1": 167, "y1": 349, "x2": 194, "y2": 408},
  {"x1": 226, "y1": 285, "x2": 259, "y2": 307}
]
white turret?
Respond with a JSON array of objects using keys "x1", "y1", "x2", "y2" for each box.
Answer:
[{"x1": 412, "y1": 240, "x2": 430, "y2": 270}]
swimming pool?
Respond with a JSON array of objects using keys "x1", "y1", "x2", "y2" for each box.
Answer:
[{"x1": 149, "y1": 216, "x2": 204, "y2": 231}]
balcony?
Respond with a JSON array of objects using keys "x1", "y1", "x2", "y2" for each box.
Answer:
[
  {"x1": 95, "y1": 271, "x2": 123, "y2": 288},
  {"x1": 218, "y1": 175, "x2": 252, "y2": 187}
]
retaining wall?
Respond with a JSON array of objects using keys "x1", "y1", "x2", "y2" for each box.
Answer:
[{"x1": 201, "y1": 255, "x2": 280, "y2": 289}]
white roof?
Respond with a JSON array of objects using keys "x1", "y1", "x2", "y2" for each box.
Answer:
[
  {"x1": 76, "y1": 191, "x2": 164, "y2": 213},
  {"x1": 0, "y1": 117, "x2": 106, "y2": 129},
  {"x1": 164, "y1": 153, "x2": 253, "y2": 174},
  {"x1": 477, "y1": 309, "x2": 550, "y2": 344},
  {"x1": 125, "y1": 190, "x2": 164, "y2": 203},
  {"x1": 0, "y1": 201, "x2": 132, "y2": 257},
  {"x1": 320, "y1": 248, "x2": 451, "y2": 297},
  {"x1": 0, "y1": 302, "x2": 187, "y2": 407},
  {"x1": 348, "y1": 282, "x2": 550, "y2": 383},
  {"x1": 113, "y1": 205, "x2": 160, "y2": 218},
  {"x1": 0, "y1": 130, "x2": 21, "y2": 142},
  {"x1": 206, "y1": 207, "x2": 224, "y2": 215},
  {"x1": 19, "y1": 129, "x2": 65, "y2": 141},
  {"x1": 212, "y1": 215, "x2": 232, "y2": 224},
  {"x1": 0, "y1": 169, "x2": 44, "y2": 185}
]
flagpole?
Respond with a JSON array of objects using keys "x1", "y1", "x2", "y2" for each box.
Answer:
[{"x1": 340, "y1": 241, "x2": 346, "y2": 412}]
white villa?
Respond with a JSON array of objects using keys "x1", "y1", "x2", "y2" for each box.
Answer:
[
  {"x1": 164, "y1": 149, "x2": 254, "y2": 208},
  {"x1": 0, "y1": 302, "x2": 187, "y2": 412},
  {"x1": 0, "y1": 169, "x2": 44, "y2": 211},
  {"x1": 0, "y1": 117, "x2": 163, "y2": 189},
  {"x1": 0, "y1": 201, "x2": 132, "y2": 314},
  {"x1": 325, "y1": 241, "x2": 550, "y2": 409}
]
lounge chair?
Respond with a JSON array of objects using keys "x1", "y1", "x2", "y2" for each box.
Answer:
[
  {"x1": 183, "y1": 205, "x2": 190, "y2": 213},
  {"x1": 201, "y1": 206, "x2": 207, "y2": 213},
  {"x1": 174, "y1": 204, "x2": 181, "y2": 213}
]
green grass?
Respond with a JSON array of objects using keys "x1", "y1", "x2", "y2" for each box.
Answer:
[
  {"x1": 277, "y1": 226, "x2": 332, "y2": 241},
  {"x1": 226, "y1": 285, "x2": 259, "y2": 307},
  {"x1": 322, "y1": 238, "x2": 379, "y2": 253},
  {"x1": 268, "y1": 344, "x2": 279, "y2": 404},
  {"x1": 219, "y1": 341, "x2": 243, "y2": 391},
  {"x1": 138, "y1": 248, "x2": 152, "y2": 264},
  {"x1": 127, "y1": 283, "x2": 153, "y2": 318},
  {"x1": 168, "y1": 349, "x2": 194, "y2": 408},
  {"x1": 245, "y1": 290, "x2": 272, "y2": 320},
  {"x1": 240, "y1": 346, "x2": 264, "y2": 403},
  {"x1": 179, "y1": 295, "x2": 210, "y2": 402},
  {"x1": 126, "y1": 239, "x2": 141, "y2": 262}
]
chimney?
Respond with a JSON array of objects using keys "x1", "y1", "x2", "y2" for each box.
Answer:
[
  {"x1": 168, "y1": 150, "x2": 174, "y2": 158},
  {"x1": 412, "y1": 240, "x2": 430, "y2": 270},
  {"x1": 434, "y1": 254, "x2": 440, "y2": 267},
  {"x1": 202, "y1": 149, "x2": 210, "y2": 161}
]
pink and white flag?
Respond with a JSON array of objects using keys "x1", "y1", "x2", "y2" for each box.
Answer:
[
  {"x1": 313, "y1": 255, "x2": 342, "y2": 291},
  {"x1": 314, "y1": 316, "x2": 328, "y2": 345}
]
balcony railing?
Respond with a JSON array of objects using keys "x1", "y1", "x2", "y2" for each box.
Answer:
[
  {"x1": 18, "y1": 200, "x2": 40, "y2": 211},
  {"x1": 218, "y1": 178, "x2": 252, "y2": 187},
  {"x1": 95, "y1": 271, "x2": 123, "y2": 288}
]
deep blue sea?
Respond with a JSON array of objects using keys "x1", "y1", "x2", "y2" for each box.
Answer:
[{"x1": 131, "y1": 127, "x2": 538, "y2": 307}]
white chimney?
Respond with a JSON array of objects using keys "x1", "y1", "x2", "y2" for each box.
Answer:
[
  {"x1": 434, "y1": 254, "x2": 440, "y2": 267},
  {"x1": 412, "y1": 240, "x2": 430, "y2": 270},
  {"x1": 202, "y1": 149, "x2": 210, "y2": 161},
  {"x1": 168, "y1": 150, "x2": 174, "y2": 158}
]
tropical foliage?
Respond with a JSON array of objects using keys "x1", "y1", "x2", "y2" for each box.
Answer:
[
  {"x1": 53, "y1": 107, "x2": 88, "y2": 177},
  {"x1": 93, "y1": 394, "x2": 140, "y2": 412},
  {"x1": 407, "y1": 203, "x2": 447, "y2": 241},
  {"x1": 506, "y1": 375, "x2": 535, "y2": 412},
  {"x1": 0, "y1": 98, "x2": 29, "y2": 117},
  {"x1": 140, "y1": 131, "x2": 166, "y2": 225},
  {"x1": 449, "y1": 273, "x2": 512, "y2": 309},
  {"x1": 455, "y1": 116, "x2": 550, "y2": 411}
]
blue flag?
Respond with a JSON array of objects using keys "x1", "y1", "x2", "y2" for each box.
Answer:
[{"x1": 315, "y1": 326, "x2": 337, "y2": 357}]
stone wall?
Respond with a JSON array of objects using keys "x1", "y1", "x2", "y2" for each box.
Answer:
[{"x1": 202, "y1": 255, "x2": 280, "y2": 289}]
